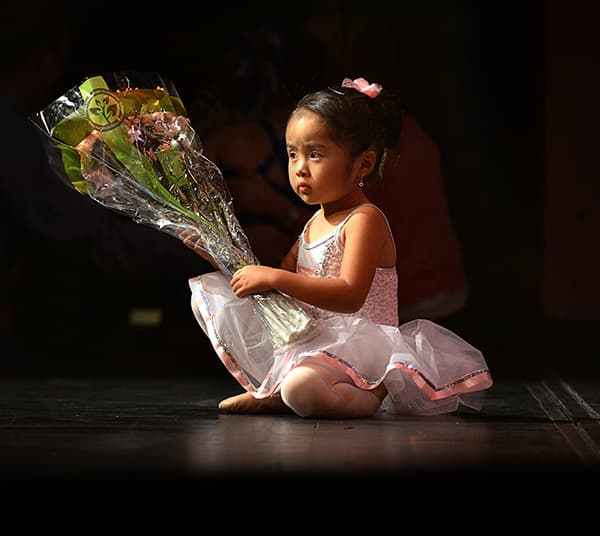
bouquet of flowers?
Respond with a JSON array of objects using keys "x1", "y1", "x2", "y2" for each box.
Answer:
[{"x1": 30, "y1": 71, "x2": 315, "y2": 347}]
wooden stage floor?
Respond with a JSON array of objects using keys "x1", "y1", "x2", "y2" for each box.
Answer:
[{"x1": 1, "y1": 371, "x2": 599, "y2": 487}]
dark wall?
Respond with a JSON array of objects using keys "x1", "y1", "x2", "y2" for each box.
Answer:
[{"x1": 543, "y1": 0, "x2": 600, "y2": 377}]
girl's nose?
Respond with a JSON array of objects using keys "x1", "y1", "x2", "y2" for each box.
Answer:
[{"x1": 295, "y1": 160, "x2": 308, "y2": 177}]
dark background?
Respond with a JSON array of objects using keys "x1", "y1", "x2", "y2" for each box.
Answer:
[{"x1": 1, "y1": 1, "x2": 596, "y2": 381}]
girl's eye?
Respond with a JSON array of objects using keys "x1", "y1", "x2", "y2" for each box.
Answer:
[
  {"x1": 288, "y1": 150, "x2": 296, "y2": 159},
  {"x1": 310, "y1": 151, "x2": 321, "y2": 159}
]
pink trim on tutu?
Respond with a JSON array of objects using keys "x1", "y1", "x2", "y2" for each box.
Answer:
[{"x1": 283, "y1": 350, "x2": 493, "y2": 401}]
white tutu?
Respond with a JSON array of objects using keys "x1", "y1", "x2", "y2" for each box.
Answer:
[{"x1": 189, "y1": 271, "x2": 493, "y2": 416}]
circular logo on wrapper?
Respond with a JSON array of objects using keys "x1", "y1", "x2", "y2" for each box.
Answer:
[{"x1": 85, "y1": 89, "x2": 123, "y2": 130}]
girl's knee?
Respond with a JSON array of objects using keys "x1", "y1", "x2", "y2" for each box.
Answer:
[
  {"x1": 280, "y1": 366, "x2": 334, "y2": 418},
  {"x1": 280, "y1": 362, "x2": 381, "y2": 419}
]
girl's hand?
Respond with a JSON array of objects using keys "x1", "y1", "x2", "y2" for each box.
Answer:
[
  {"x1": 231, "y1": 265, "x2": 275, "y2": 298},
  {"x1": 179, "y1": 227, "x2": 219, "y2": 269}
]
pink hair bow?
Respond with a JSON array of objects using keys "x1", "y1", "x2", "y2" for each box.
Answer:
[{"x1": 341, "y1": 77, "x2": 382, "y2": 98}]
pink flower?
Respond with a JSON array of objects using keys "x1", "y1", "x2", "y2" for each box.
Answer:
[{"x1": 341, "y1": 77, "x2": 382, "y2": 98}]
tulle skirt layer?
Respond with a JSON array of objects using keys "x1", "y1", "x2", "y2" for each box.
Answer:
[{"x1": 189, "y1": 272, "x2": 493, "y2": 416}]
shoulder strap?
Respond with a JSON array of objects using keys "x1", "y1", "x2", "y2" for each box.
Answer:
[
  {"x1": 335, "y1": 204, "x2": 396, "y2": 255},
  {"x1": 337, "y1": 203, "x2": 377, "y2": 229}
]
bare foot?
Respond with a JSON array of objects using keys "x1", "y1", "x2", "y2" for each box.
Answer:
[{"x1": 218, "y1": 392, "x2": 294, "y2": 414}]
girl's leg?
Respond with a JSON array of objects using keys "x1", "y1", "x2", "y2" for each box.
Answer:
[{"x1": 280, "y1": 359, "x2": 385, "y2": 418}]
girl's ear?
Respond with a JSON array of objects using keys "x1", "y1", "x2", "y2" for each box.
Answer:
[{"x1": 357, "y1": 147, "x2": 377, "y2": 177}]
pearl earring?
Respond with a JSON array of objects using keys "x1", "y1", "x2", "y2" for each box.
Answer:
[{"x1": 358, "y1": 177, "x2": 364, "y2": 188}]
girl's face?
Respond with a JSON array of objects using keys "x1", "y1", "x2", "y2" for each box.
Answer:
[{"x1": 286, "y1": 110, "x2": 361, "y2": 207}]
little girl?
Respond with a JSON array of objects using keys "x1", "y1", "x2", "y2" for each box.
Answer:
[{"x1": 184, "y1": 77, "x2": 493, "y2": 418}]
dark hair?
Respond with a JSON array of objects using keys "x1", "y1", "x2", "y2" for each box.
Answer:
[{"x1": 290, "y1": 82, "x2": 403, "y2": 183}]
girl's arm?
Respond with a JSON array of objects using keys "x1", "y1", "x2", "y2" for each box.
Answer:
[
  {"x1": 231, "y1": 208, "x2": 392, "y2": 313},
  {"x1": 278, "y1": 239, "x2": 299, "y2": 272}
]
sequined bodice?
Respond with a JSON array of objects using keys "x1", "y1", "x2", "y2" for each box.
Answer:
[{"x1": 296, "y1": 206, "x2": 399, "y2": 327}]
